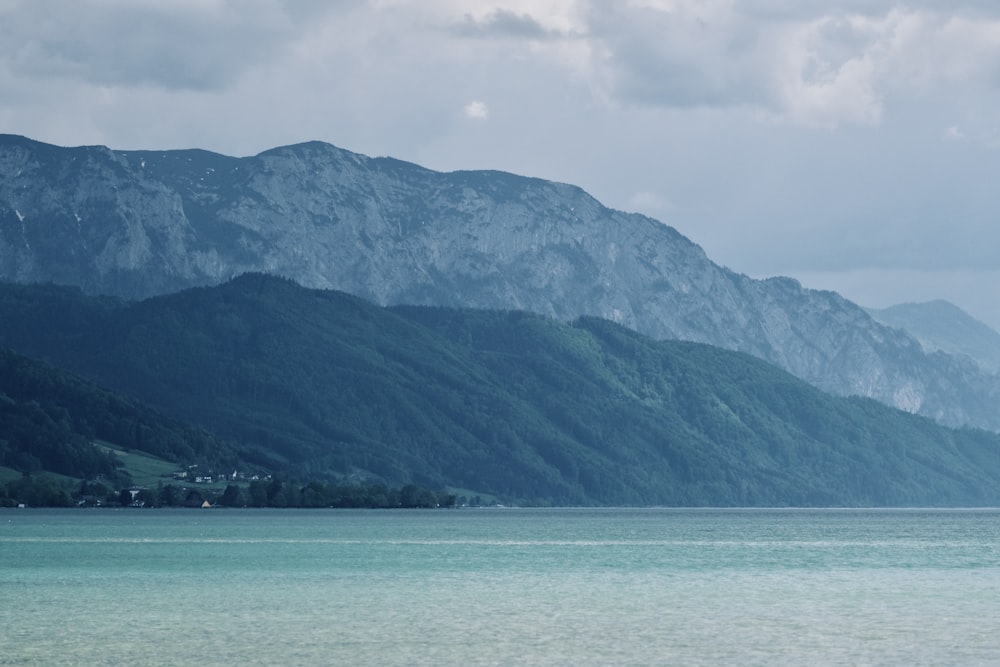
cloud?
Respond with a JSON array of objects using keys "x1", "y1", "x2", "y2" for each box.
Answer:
[
  {"x1": 767, "y1": 14, "x2": 887, "y2": 127},
  {"x1": 453, "y1": 9, "x2": 554, "y2": 39},
  {"x1": 945, "y1": 125, "x2": 966, "y2": 140},
  {"x1": 627, "y1": 191, "x2": 673, "y2": 217},
  {"x1": 0, "y1": 0, "x2": 333, "y2": 91},
  {"x1": 579, "y1": 2, "x2": 1000, "y2": 128},
  {"x1": 445, "y1": 1, "x2": 583, "y2": 36},
  {"x1": 463, "y1": 100, "x2": 489, "y2": 120},
  {"x1": 583, "y1": 1, "x2": 767, "y2": 109}
]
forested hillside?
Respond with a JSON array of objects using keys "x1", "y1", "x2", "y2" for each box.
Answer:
[
  {"x1": 2, "y1": 274, "x2": 1000, "y2": 506},
  {"x1": 0, "y1": 345, "x2": 244, "y2": 505}
]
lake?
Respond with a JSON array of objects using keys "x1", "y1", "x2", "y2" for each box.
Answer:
[{"x1": 2, "y1": 507, "x2": 999, "y2": 665}]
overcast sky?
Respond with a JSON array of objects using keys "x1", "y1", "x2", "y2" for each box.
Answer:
[{"x1": 3, "y1": 0, "x2": 1000, "y2": 329}]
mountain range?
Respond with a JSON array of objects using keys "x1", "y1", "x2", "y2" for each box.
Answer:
[
  {"x1": 868, "y1": 301, "x2": 1000, "y2": 374},
  {"x1": 3, "y1": 274, "x2": 1000, "y2": 506},
  {"x1": 2, "y1": 134, "x2": 998, "y2": 432}
]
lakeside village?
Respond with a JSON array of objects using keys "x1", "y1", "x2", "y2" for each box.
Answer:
[
  {"x1": 95, "y1": 464, "x2": 274, "y2": 509},
  {"x1": 4, "y1": 463, "x2": 461, "y2": 509}
]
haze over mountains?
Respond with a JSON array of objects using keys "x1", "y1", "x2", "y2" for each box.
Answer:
[{"x1": 3, "y1": 134, "x2": 999, "y2": 433}]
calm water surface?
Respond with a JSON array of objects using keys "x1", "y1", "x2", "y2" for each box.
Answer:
[{"x1": 2, "y1": 508, "x2": 999, "y2": 665}]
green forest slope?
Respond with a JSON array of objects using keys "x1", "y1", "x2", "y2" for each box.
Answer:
[
  {"x1": 0, "y1": 345, "x2": 243, "y2": 504},
  {"x1": 2, "y1": 274, "x2": 999, "y2": 506}
]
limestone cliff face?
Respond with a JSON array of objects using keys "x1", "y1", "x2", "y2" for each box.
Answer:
[{"x1": 2, "y1": 134, "x2": 997, "y2": 429}]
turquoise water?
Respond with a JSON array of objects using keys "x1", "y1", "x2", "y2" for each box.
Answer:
[{"x1": 2, "y1": 508, "x2": 1000, "y2": 665}]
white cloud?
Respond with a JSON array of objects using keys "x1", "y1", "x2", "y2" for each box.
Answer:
[
  {"x1": 627, "y1": 191, "x2": 673, "y2": 217},
  {"x1": 766, "y1": 14, "x2": 887, "y2": 128},
  {"x1": 945, "y1": 125, "x2": 966, "y2": 140},
  {"x1": 445, "y1": 0, "x2": 583, "y2": 34},
  {"x1": 463, "y1": 100, "x2": 489, "y2": 120},
  {"x1": 579, "y1": 3, "x2": 1000, "y2": 129}
]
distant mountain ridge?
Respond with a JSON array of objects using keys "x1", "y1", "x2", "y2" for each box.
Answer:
[
  {"x1": 868, "y1": 300, "x2": 1000, "y2": 374},
  {"x1": 3, "y1": 274, "x2": 1000, "y2": 506},
  {"x1": 2, "y1": 134, "x2": 999, "y2": 429}
]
